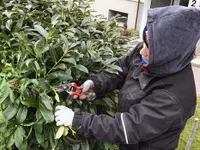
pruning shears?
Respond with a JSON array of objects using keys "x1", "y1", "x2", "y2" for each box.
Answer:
[{"x1": 56, "y1": 82, "x2": 88, "y2": 97}]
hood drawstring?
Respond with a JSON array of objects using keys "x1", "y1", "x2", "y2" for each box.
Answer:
[{"x1": 141, "y1": 65, "x2": 149, "y2": 72}]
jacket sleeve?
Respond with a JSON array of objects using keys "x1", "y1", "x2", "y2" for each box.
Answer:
[
  {"x1": 90, "y1": 43, "x2": 143, "y2": 97},
  {"x1": 72, "y1": 89, "x2": 182, "y2": 144}
]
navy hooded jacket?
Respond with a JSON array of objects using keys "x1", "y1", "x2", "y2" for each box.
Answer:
[{"x1": 72, "y1": 6, "x2": 200, "y2": 150}]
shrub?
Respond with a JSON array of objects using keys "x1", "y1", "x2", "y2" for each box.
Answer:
[{"x1": 0, "y1": 0, "x2": 129, "y2": 149}]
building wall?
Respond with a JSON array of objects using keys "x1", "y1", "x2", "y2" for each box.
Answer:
[
  {"x1": 90, "y1": 0, "x2": 144, "y2": 30},
  {"x1": 196, "y1": 41, "x2": 200, "y2": 55},
  {"x1": 90, "y1": 0, "x2": 178, "y2": 30},
  {"x1": 91, "y1": 0, "x2": 200, "y2": 55}
]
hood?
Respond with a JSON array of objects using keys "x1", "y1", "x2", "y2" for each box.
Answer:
[{"x1": 146, "y1": 6, "x2": 200, "y2": 76}]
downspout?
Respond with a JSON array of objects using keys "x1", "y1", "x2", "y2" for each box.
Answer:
[
  {"x1": 134, "y1": 0, "x2": 140, "y2": 30},
  {"x1": 171, "y1": 0, "x2": 175, "y2": 5}
]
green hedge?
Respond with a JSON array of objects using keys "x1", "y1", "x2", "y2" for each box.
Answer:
[{"x1": 0, "y1": 0, "x2": 129, "y2": 149}]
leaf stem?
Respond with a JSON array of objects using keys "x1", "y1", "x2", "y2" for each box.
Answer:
[{"x1": 44, "y1": 49, "x2": 69, "y2": 78}]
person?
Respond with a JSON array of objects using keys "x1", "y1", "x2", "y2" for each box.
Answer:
[{"x1": 54, "y1": 6, "x2": 200, "y2": 150}]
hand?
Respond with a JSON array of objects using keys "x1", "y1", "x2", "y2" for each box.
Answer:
[
  {"x1": 73, "y1": 80, "x2": 96, "y2": 101},
  {"x1": 82, "y1": 80, "x2": 94, "y2": 92},
  {"x1": 54, "y1": 105, "x2": 74, "y2": 126}
]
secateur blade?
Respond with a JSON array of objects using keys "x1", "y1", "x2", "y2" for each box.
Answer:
[{"x1": 55, "y1": 83, "x2": 71, "y2": 93}]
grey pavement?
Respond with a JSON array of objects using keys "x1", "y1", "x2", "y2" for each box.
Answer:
[
  {"x1": 191, "y1": 54, "x2": 200, "y2": 68},
  {"x1": 192, "y1": 54, "x2": 200, "y2": 95},
  {"x1": 192, "y1": 66, "x2": 200, "y2": 95}
]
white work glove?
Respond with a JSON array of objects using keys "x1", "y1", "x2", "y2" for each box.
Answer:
[
  {"x1": 73, "y1": 80, "x2": 96, "y2": 101},
  {"x1": 54, "y1": 105, "x2": 75, "y2": 126}
]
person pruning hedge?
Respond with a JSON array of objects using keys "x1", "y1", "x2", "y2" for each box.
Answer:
[{"x1": 54, "y1": 6, "x2": 200, "y2": 150}]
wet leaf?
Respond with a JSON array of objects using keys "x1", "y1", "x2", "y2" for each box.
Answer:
[
  {"x1": 55, "y1": 126, "x2": 65, "y2": 139},
  {"x1": 75, "y1": 65, "x2": 88, "y2": 74},
  {"x1": 34, "y1": 25, "x2": 48, "y2": 38}
]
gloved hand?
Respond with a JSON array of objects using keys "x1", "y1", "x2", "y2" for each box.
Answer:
[
  {"x1": 73, "y1": 80, "x2": 96, "y2": 101},
  {"x1": 54, "y1": 105, "x2": 74, "y2": 126}
]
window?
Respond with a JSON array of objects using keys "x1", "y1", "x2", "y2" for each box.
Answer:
[
  {"x1": 151, "y1": 0, "x2": 172, "y2": 8},
  {"x1": 179, "y1": 0, "x2": 189, "y2": 6},
  {"x1": 108, "y1": 9, "x2": 128, "y2": 28}
]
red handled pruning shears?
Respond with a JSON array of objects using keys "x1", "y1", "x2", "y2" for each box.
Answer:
[{"x1": 56, "y1": 82, "x2": 88, "y2": 97}]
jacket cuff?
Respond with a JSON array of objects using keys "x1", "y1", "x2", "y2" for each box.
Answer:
[
  {"x1": 89, "y1": 76, "x2": 103, "y2": 97},
  {"x1": 72, "y1": 112, "x2": 84, "y2": 129}
]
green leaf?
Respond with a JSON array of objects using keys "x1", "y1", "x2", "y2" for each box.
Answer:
[
  {"x1": 37, "y1": 79, "x2": 50, "y2": 90},
  {"x1": 0, "y1": 78, "x2": 6, "y2": 89},
  {"x1": 35, "y1": 130, "x2": 44, "y2": 144},
  {"x1": 104, "y1": 58, "x2": 118, "y2": 66},
  {"x1": 14, "y1": 126, "x2": 25, "y2": 148},
  {"x1": 9, "y1": 89, "x2": 15, "y2": 103},
  {"x1": 47, "y1": 28, "x2": 57, "y2": 41},
  {"x1": 25, "y1": 58, "x2": 34, "y2": 67},
  {"x1": 54, "y1": 63, "x2": 66, "y2": 70},
  {"x1": 20, "y1": 78, "x2": 31, "y2": 92},
  {"x1": 19, "y1": 139, "x2": 27, "y2": 150},
  {"x1": 39, "y1": 103, "x2": 54, "y2": 123},
  {"x1": 80, "y1": 140, "x2": 89, "y2": 150},
  {"x1": 34, "y1": 61, "x2": 40, "y2": 71},
  {"x1": 3, "y1": 10, "x2": 14, "y2": 18},
  {"x1": 63, "y1": 127, "x2": 69, "y2": 136},
  {"x1": 47, "y1": 71, "x2": 72, "y2": 81},
  {"x1": 49, "y1": 47, "x2": 58, "y2": 63},
  {"x1": 81, "y1": 29, "x2": 90, "y2": 37},
  {"x1": 21, "y1": 98, "x2": 37, "y2": 108},
  {"x1": 69, "y1": 126, "x2": 76, "y2": 136},
  {"x1": 15, "y1": 19, "x2": 23, "y2": 30},
  {"x1": 52, "y1": 88, "x2": 60, "y2": 102},
  {"x1": 49, "y1": 130, "x2": 57, "y2": 148},
  {"x1": 66, "y1": 32, "x2": 74, "y2": 37},
  {"x1": 58, "y1": 22, "x2": 69, "y2": 26},
  {"x1": 65, "y1": 68, "x2": 72, "y2": 78},
  {"x1": 68, "y1": 0, "x2": 74, "y2": 11},
  {"x1": 16, "y1": 105, "x2": 28, "y2": 123},
  {"x1": 108, "y1": 64, "x2": 123, "y2": 72},
  {"x1": 34, "y1": 39, "x2": 46, "y2": 56},
  {"x1": 51, "y1": 14, "x2": 61, "y2": 26},
  {"x1": 13, "y1": 32, "x2": 27, "y2": 42},
  {"x1": 3, "y1": 104, "x2": 18, "y2": 120},
  {"x1": 34, "y1": 123, "x2": 43, "y2": 134},
  {"x1": 40, "y1": 93, "x2": 53, "y2": 110},
  {"x1": 0, "y1": 85, "x2": 10, "y2": 104},
  {"x1": 6, "y1": 134, "x2": 15, "y2": 148},
  {"x1": 61, "y1": 34, "x2": 69, "y2": 52},
  {"x1": 86, "y1": 40, "x2": 91, "y2": 49},
  {"x1": 73, "y1": 144, "x2": 80, "y2": 150},
  {"x1": 55, "y1": 126, "x2": 65, "y2": 139},
  {"x1": 31, "y1": 79, "x2": 39, "y2": 85},
  {"x1": 34, "y1": 25, "x2": 48, "y2": 38},
  {"x1": 81, "y1": 41, "x2": 86, "y2": 52},
  {"x1": 0, "y1": 33, "x2": 9, "y2": 41},
  {"x1": 62, "y1": 58, "x2": 76, "y2": 65},
  {"x1": 75, "y1": 65, "x2": 88, "y2": 74},
  {"x1": 103, "y1": 97, "x2": 115, "y2": 108},
  {"x1": 69, "y1": 42, "x2": 80, "y2": 49},
  {"x1": 6, "y1": 19, "x2": 13, "y2": 31},
  {"x1": 39, "y1": 45, "x2": 50, "y2": 55},
  {"x1": 67, "y1": 28, "x2": 77, "y2": 33}
]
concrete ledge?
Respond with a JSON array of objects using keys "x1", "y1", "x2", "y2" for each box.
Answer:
[{"x1": 192, "y1": 56, "x2": 200, "y2": 68}]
